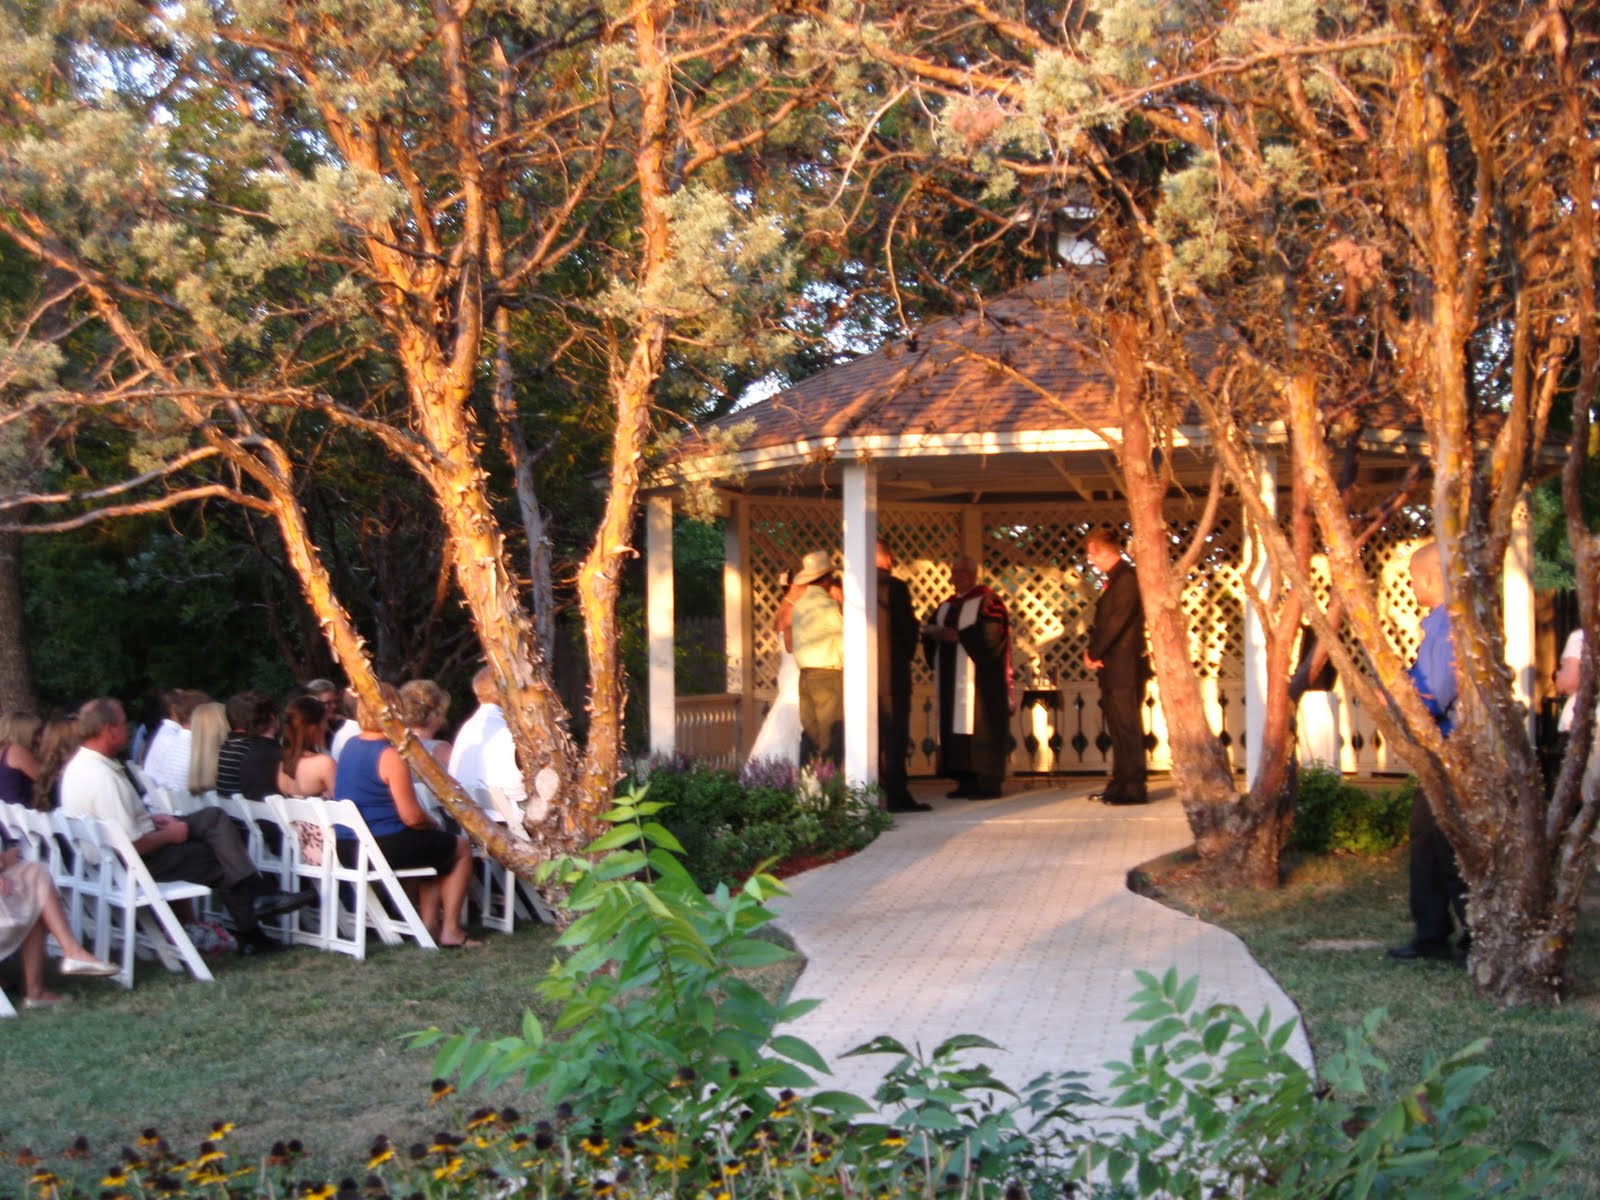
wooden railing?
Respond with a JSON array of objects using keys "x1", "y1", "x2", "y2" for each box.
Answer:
[{"x1": 674, "y1": 693, "x2": 744, "y2": 771}]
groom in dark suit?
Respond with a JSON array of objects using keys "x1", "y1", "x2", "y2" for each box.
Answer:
[{"x1": 1083, "y1": 529, "x2": 1150, "y2": 805}]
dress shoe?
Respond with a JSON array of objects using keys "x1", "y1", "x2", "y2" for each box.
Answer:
[
  {"x1": 59, "y1": 956, "x2": 119, "y2": 978},
  {"x1": 1386, "y1": 941, "x2": 1453, "y2": 962},
  {"x1": 237, "y1": 930, "x2": 287, "y2": 957},
  {"x1": 253, "y1": 890, "x2": 315, "y2": 919},
  {"x1": 886, "y1": 800, "x2": 932, "y2": 813},
  {"x1": 1103, "y1": 794, "x2": 1149, "y2": 806},
  {"x1": 946, "y1": 787, "x2": 975, "y2": 800}
]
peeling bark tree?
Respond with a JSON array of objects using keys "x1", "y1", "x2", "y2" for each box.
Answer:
[{"x1": 0, "y1": 0, "x2": 839, "y2": 870}]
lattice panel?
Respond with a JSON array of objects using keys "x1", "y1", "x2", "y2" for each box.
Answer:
[{"x1": 729, "y1": 492, "x2": 1429, "y2": 777}]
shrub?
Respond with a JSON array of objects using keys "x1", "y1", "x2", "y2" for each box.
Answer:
[
  {"x1": 1289, "y1": 766, "x2": 1413, "y2": 857},
  {"x1": 636, "y1": 756, "x2": 892, "y2": 889},
  {"x1": 7, "y1": 794, "x2": 1572, "y2": 1199}
]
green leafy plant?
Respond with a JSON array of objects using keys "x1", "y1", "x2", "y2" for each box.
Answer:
[
  {"x1": 1289, "y1": 767, "x2": 1413, "y2": 857},
  {"x1": 1087, "y1": 967, "x2": 1571, "y2": 1198}
]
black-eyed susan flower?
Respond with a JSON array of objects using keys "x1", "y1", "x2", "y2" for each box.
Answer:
[
  {"x1": 880, "y1": 1129, "x2": 907, "y2": 1149},
  {"x1": 719, "y1": 1158, "x2": 745, "y2": 1179},
  {"x1": 137, "y1": 1131, "x2": 162, "y2": 1151},
  {"x1": 652, "y1": 1153, "x2": 690, "y2": 1173},
  {"x1": 64, "y1": 1136, "x2": 91, "y2": 1159},
  {"x1": 208, "y1": 1121, "x2": 235, "y2": 1140},
  {"x1": 577, "y1": 1131, "x2": 609, "y2": 1158},
  {"x1": 430, "y1": 1156, "x2": 465, "y2": 1182},
  {"x1": 366, "y1": 1139, "x2": 394, "y2": 1171},
  {"x1": 192, "y1": 1143, "x2": 226, "y2": 1168},
  {"x1": 29, "y1": 1167, "x2": 60, "y2": 1194},
  {"x1": 299, "y1": 1183, "x2": 336, "y2": 1200},
  {"x1": 466, "y1": 1108, "x2": 497, "y2": 1131},
  {"x1": 101, "y1": 1167, "x2": 130, "y2": 1188},
  {"x1": 427, "y1": 1080, "x2": 454, "y2": 1106},
  {"x1": 630, "y1": 1116, "x2": 660, "y2": 1136},
  {"x1": 669, "y1": 1067, "x2": 696, "y2": 1089}
]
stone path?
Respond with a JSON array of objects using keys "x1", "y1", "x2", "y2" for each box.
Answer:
[{"x1": 769, "y1": 779, "x2": 1313, "y2": 1104}]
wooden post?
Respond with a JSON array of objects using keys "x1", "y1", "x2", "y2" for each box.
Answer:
[
  {"x1": 842, "y1": 465, "x2": 880, "y2": 787},
  {"x1": 647, "y1": 495, "x2": 675, "y2": 757},
  {"x1": 724, "y1": 497, "x2": 753, "y2": 755},
  {"x1": 1244, "y1": 452, "x2": 1278, "y2": 787},
  {"x1": 1503, "y1": 493, "x2": 1536, "y2": 740}
]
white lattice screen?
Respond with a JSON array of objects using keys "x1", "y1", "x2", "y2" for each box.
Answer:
[{"x1": 734, "y1": 494, "x2": 1429, "y2": 777}]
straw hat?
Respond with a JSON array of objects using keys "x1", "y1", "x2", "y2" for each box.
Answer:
[{"x1": 793, "y1": 550, "x2": 834, "y2": 586}]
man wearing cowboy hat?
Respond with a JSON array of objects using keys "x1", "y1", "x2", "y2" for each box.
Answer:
[{"x1": 789, "y1": 549, "x2": 845, "y2": 768}]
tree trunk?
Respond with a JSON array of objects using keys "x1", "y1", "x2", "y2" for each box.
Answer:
[
  {"x1": 1108, "y1": 314, "x2": 1245, "y2": 868},
  {"x1": 0, "y1": 530, "x2": 37, "y2": 713}
]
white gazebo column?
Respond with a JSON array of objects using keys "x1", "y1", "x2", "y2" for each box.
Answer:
[
  {"x1": 1503, "y1": 493, "x2": 1536, "y2": 740},
  {"x1": 1244, "y1": 453, "x2": 1278, "y2": 787},
  {"x1": 646, "y1": 495, "x2": 676, "y2": 757},
  {"x1": 842, "y1": 464, "x2": 880, "y2": 787},
  {"x1": 724, "y1": 497, "x2": 754, "y2": 753}
]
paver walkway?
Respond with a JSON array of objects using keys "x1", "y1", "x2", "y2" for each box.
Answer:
[{"x1": 769, "y1": 780, "x2": 1313, "y2": 1104}]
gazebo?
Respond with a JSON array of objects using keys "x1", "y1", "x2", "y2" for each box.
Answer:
[{"x1": 643, "y1": 273, "x2": 1540, "y2": 789}]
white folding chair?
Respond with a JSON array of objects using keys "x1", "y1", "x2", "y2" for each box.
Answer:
[
  {"x1": 481, "y1": 786, "x2": 558, "y2": 927},
  {"x1": 269, "y1": 796, "x2": 437, "y2": 959},
  {"x1": 54, "y1": 814, "x2": 214, "y2": 988},
  {"x1": 216, "y1": 793, "x2": 296, "y2": 937},
  {"x1": 6, "y1": 807, "x2": 76, "y2": 947}
]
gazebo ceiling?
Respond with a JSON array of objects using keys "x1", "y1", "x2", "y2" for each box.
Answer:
[{"x1": 659, "y1": 270, "x2": 1429, "y2": 503}]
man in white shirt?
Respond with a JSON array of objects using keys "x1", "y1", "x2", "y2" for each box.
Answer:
[
  {"x1": 62, "y1": 698, "x2": 312, "y2": 955},
  {"x1": 789, "y1": 550, "x2": 845, "y2": 768},
  {"x1": 448, "y1": 667, "x2": 506, "y2": 793},
  {"x1": 141, "y1": 689, "x2": 206, "y2": 794}
]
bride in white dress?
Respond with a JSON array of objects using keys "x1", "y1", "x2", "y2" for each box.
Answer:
[{"x1": 746, "y1": 571, "x2": 804, "y2": 766}]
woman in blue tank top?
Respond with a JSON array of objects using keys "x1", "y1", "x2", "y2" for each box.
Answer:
[{"x1": 333, "y1": 683, "x2": 481, "y2": 948}]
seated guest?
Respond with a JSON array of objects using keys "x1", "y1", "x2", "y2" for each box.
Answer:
[
  {"x1": 447, "y1": 667, "x2": 504, "y2": 793},
  {"x1": 278, "y1": 695, "x2": 336, "y2": 799},
  {"x1": 216, "y1": 692, "x2": 283, "y2": 801},
  {"x1": 143, "y1": 689, "x2": 210, "y2": 795},
  {"x1": 0, "y1": 712, "x2": 40, "y2": 807},
  {"x1": 334, "y1": 683, "x2": 479, "y2": 949},
  {"x1": 187, "y1": 701, "x2": 229, "y2": 796},
  {"x1": 32, "y1": 716, "x2": 78, "y2": 811},
  {"x1": 1, "y1": 844, "x2": 118, "y2": 1008},
  {"x1": 399, "y1": 680, "x2": 453, "y2": 770},
  {"x1": 329, "y1": 688, "x2": 360, "y2": 762},
  {"x1": 304, "y1": 678, "x2": 345, "y2": 744},
  {"x1": 60, "y1": 698, "x2": 311, "y2": 956}
]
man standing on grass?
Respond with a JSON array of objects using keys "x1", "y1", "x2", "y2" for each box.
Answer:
[
  {"x1": 61, "y1": 698, "x2": 313, "y2": 956},
  {"x1": 1387, "y1": 542, "x2": 1469, "y2": 964}
]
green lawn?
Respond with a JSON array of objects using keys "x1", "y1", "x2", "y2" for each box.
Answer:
[
  {"x1": 1, "y1": 928, "x2": 562, "y2": 1174},
  {"x1": 1139, "y1": 849, "x2": 1600, "y2": 1197}
]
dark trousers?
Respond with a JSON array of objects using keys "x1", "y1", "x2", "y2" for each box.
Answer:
[
  {"x1": 878, "y1": 691, "x2": 911, "y2": 806},
  {"x1": 1408, "y1": 792, "x2": 1468, "y2": 951},
  {"x1": 142, "y1": 807, "x2": 265, "y2": 934},
  {"x1": 1100, "y1": 683, "x2": 1147, "y2": 799},
  {"x1": 798, "y1": 668, "x2": 844, "y2": 768}
]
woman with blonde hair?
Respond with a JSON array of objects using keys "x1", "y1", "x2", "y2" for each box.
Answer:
[
  {"x1": 398, "y1": 679, "x2": 453, "y2": 769},
  {"x1": 31, "y1": 716, "x2": 78, "y2": 811},
  {"x1": 0, "y1": 713, "x2": 41, "y2": 807},
  {"x1": 278, "y1": 695, "x2": 336, "y2": 799},
  {"x1": 187, "y1": 701, "x2": 230, "y2": 795}
]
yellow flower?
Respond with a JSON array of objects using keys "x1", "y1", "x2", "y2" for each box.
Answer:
[
  {"x1": 578, "y1": 1133, "x2": 609, "y2": 1158},
  {"x1": 880, "y1": 1129, "x2": 907, "y2": 1149},
  {"x1": 208, "y1": 1121, "x2": 235, "y2": 1140},
  {"x1": 428, "y1": 1079, "x2": 455, "y2": 1106},
  {"x1": 653, "y1": 1153, "x2": 691, "y2": 1172},
  {"x1": 631, "y1": 1116, "x2": 661, "y2": 1135},
  {"x1": 100, "y1": 1170, "x2": 130, "y2": 1188},
  {"x1": 366, "y1": 1146, "x2": 395, "y2": 1170},
  {"x1": 28, "y1": 1168, "x2": 60, "y2": 1194},
  {"x1": 431, "y1": 1156, "x2": 465, "y2": 1181},
  {"x1": 187, "y1": 1167, "x2": 229, "y2": 1186},
  {"x1": 300, "y1": 1184, "x2": 336, "y2": 1200},
  {"x1": 193, "y1": 1145, "x2": 226, "y2": 1167}
]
